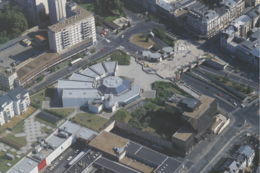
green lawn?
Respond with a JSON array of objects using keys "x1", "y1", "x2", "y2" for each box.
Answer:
[
  {"x1": 0, "y1": 150, "x2": 26, "y2": 173},
  {"x1": 4, "y1": 134, "x2": 27, "y2": 146},
  {"x1": 95, "y1": 50, "x2": 130, "y2": 65},
  {"x1": 12, "y1": 121, "x2": 24, "y2": 134},
  {"x1": 130, "y1": 33, "x2": 155, "y2": 49},
  {"x1": 57, "y1": 60, "x2": 70, "y2": 69},
  {"x1": 45, "y1": 108, "x2": 75, "y2": 118},
  {"x1": 30, "y1": 85, "x2": 56, "y2": 108},
  {"x1": 41, "y1": 127, "x2": 53, "y2": 134},
  {"x1": 72, "y1": 113, "x2": 108, "y2": 132},
  {"x1": 35, "y1": 117, "x2": 57, "y2": 128}
]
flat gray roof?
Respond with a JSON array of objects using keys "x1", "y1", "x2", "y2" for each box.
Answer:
[
  {"x1": 7, "y1": 157, "x2": 39, "y2": 173},
  {"x1": 62, "y1": 88, "x2": 103, "y2": 98},
  {"x1": 154, "y1": 157, "x2": 183, "y2": 173},
  {"x1": 162, "y1": 47, "x2": 174, "y2": 53},
  {"x1": 109, "y1": 85, "x2": 140, "y2": 105},
  {"x1": 90, "y1": 63, "x2": 107, "y2": 76},
  {"x1": 70, "y1": 73, "x2": 95, "y2": 82},
  {"x1": 142, "y1": 51, "x2": 161, "y2": 59},
  {"x1": 62, "y1": 89, "x2": 103, "y2": 99},
  {"x1": 57, "y1": 79, "x2": 94, "y2": 89},
  {"x1": 103, "y1": 61, "x2": 117, "y2": 74},
  {"x1": 8, "y1": 86, "x2": 28, "y2": 101},
  {"x1": 0, "y1": 35, "x2": 25, "y2": 50},
  {"x1": 0, "y1": 94, "x2": 12, "y2": 112},
  {"x1": 81, "y1": 68, "x2": 100, "y2": 78}
]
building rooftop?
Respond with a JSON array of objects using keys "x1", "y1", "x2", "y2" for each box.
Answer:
[
  {"x1": 17, "y1": 52, "x2": 59, "y2": 80},
  {"x1": 57, "y1": 79, "x2": 94, "y2": 89},
  {"x1": 7, "y1": 86, "x2": 28, "y2": 101},
  {"x1": 35, "y1": 35, "x2": 46, "y2": 41},
  {"x1": 69, "y1": 72, "x2": 95, "y2": 82},
  {"x1": 120, "y1": 157, "x2": 154, "y2": 173},
  {"x1": 162, "y1": 47, "x2": 174, "y2": 53},
  {"x1": 154, "y1": 157, "x2": 183, "y2": 173},
  {"x1": 182, "y1": 95, "x2": 215, "y2": 119},
  {"x1": 231, "y1": 15, "x2": 251, "y2": 28},
  {"x1": 0, "y1": 66, "x2": 15, "y2": 77},
  {"x1": 81, "y1": 68, "x2": 100, "y2": 78},
  {"x1": 103, "y1": 61, "x2": 117, "y2": 74},
  {"x1": 142, "y1": 51, "x2": 161, "y2": 59},
  {"x1": 181, "y1": 97, "x2": 200, "y2": 110},
  {"x1": 98, "y1": 76, "x2": 130, "y2": 95},
  {"x1": 0, "y1": 94, "x2": 13, "y2": 111},
  {"x1": 89, "y1": 131, "x2": 129, "y2": 156},
  {"x1": 48, "y1": 4, "x2": 93, "y2": 32},
  {"x1": 62, "y1": 89, "x2": 103, "y2": 99},
  {"x1": 94, "y1": 157, "x2": 141, "y2": 173},
  {"x1": 0, "y1": 35, "x2": 25, "y2": 51},
  {"x1": 189, "y1": 8, "x2": 218, "y2": 23},
  {"x1": 220, "y1": 0, "x2": 237, "y2": 8},
  {"x1": 172, "y1": 126, "x2": 195, "y2": 141},
  {"x1": 7, "y1": 157, "x2": 39, "y2": 173},
  {"x1": 134, "y1": 147, "x2": 167, "y2": 165},
  {"x1": 125, "y1": 142, "x2": 142, "y2": 154},
  {"x1": 187, "y1": 1, "x2": 204, "y2": 10},
  {"x1": 90, "y1": 63, "x2": 107, "y2": 76}
]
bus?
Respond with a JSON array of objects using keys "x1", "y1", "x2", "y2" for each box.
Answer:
[{"x1": 70, "y1": 58, "x2": 82, "y2": 66}]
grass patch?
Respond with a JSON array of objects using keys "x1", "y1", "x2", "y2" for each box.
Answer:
[
  {"x1": 41, "y1": 127, "x2": 53, "y2": 134},
  {"x1": 0, "y1": 117, "x2": 23, "y2": 132},
  {"x1": 95, "y1": 50, "x2": 130, "y2": 65},
  {"x1": 4, "y1": 134, "x2": 27, "y2": 146},
  {"x1": 35, "y1": 117, "x2": 57, "y2": 128},
  {"x1": 20, "y1": 106, "x2": 37, "y2": 118},
  {"x1": 44, "y1": 108, "x2": 75, "y2": 119},
  {"x1": 57, "y1": 60, "x2": 70, "y2": 69},
  {"x1": 0, "y1": 150, "x2": 26, "y2": 173},
  {"x1": 71, "y1": 113, "x2": 108, "y2": 132},
  {"x1": 11, "y1": 121, "x2": 24, "y2": 134},
  {"x1": 130, "y1": 33, "x2": 155, "y2": 49},
  {"x1": 30, "y1": 85, "x2": 56, "y2": 108}
]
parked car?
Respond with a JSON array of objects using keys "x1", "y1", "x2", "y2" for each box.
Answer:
[
  {"x1": 101, "y1": 48, "x2": 105, "y2": 51},
  {"x1": 75, "y1": 150, "x2": 79, "y2": 154},
  {"x1": 67, "y1": 156, "x2": 72, "y2": 161},
  {"x1": 241, "y1": 104, "x2": 245, "y2": 108},
  {"x1": 218, "y1": 93, "x2": 222, "y2": 96},
  {"x1": 233, "y1": 102, "x2": 237, "y2": 106},
  {"x1": 121, "y1": 35, "x2": 124, "y2": 38}
]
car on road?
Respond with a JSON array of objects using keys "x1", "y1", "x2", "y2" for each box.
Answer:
[
  {"x1": 241, "y1": 104, "x2": 245, "y2": 108},
  {"x1": 121, "y1": 35, "x2": 124, "y2": 38},
  {"x1": 218, "y1": 93, "x2": 222, "y2": 96},
  {"x1": 59, "y1": 156, "x2": 63, "y2": 160},
  {"x1": 67, "y1": 67, "x2": 72, "y2": 71},
  {"x1": 67, "y1": 156, "x2": 72, "y2": 161},
  {"x1": 254, "y1": 103, "x2": 258, "y2": 106},
  {"x1": 227, "y1": 98, "x2": 232, "y2": 102},
  {"x1": 233, "y1": 102, "x2": 237, "y2": 106},
  {"x1": 101, "y1": 48, "x2": 105, "y2": 51},
  {"x1": 75, "y1": 150, "x2": 79, "y2": 154}
]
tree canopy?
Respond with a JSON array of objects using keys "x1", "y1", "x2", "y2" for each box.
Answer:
[
  {"x1": 0, "y1": 4, "x2": 28, "y2": 44},
  {"x1": 95, "y1": 0, "x2": 124, "y2": 15}
]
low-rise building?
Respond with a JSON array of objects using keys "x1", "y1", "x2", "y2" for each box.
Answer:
[
  {"x1": 142, "y1": 50, "x2": 162, "y2": 62},
  {"x1": 0, "y1": 86, "x2": 29, "y2": 126},
  {"x1": 210, "y1": 114, "x2": 230, "y2": 134},
  {"x1": 0, "y1": 67, "x2": 17, "y2": 91}
]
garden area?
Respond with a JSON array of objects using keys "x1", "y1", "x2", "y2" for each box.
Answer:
[
  {"x1": 41, "y1": 127, "x2": 53, "y2": 134},
  {"x1": 153, "y1": 27, "x2": 176, "y2": 46},
  {"x1": 35, "y1": 117, "x2": 57, "y2": 128},
  {"x1": 30, "y1": 85, "x2": 56, "y2": 108},
  {"x1": 71, "y1": 113, "x2": 109, "y2": 132},
  {"x1": 96, "y1": 50, "x2": 130, "y2": 65},
  {"x1": 129, "y1": 33, "x2": 155, "y2": 49},
  {"x1": 0, "y1": 134, "x2": 27, "y2": 149},
  {"x1": 11, "y1": 121, "x2": 24, "y2": 134},
  {"x1": 80, "y1": 0, "x2": 126, "y2": 23},
  {"x1": 205, "y1": 73, "x2": 254, "y2": 95},
  {"x1": 150, "y1": 81, "x2": 190, "y2": 106},
  {"x1": 0, "y1": 150, "x2": 26, "y2": 173},
  {"x1": 44, "y1": 108, "x2": 75, "y2": 119}
]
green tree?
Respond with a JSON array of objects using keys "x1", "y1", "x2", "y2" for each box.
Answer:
[
  {"x1": 246, "y1": 85, "x2": 253, "y2": 94},
  {"x1": 148, "y1": 15, "x2": 153, "y2": 21},
  {"x1": 223, "y1": 76, "x2": 230, "y2": 83},
  {"x1": 122, "y1": 24, "x2": 126, "y2": 30},
  {"x1": 127, "y1": 21, "x2": 131, "y2": 27}
]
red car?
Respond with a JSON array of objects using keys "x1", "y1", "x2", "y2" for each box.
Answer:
[
  {"x1": 218, "y1": 93, "x2": 222, "y2": 96},
  {"x1": 101, "y1": 48, "x2": 105, "y2": 51}
]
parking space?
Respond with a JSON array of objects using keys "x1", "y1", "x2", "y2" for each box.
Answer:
[{"x1": 0, "y1": 43, "x2": 40, "y2": 68}]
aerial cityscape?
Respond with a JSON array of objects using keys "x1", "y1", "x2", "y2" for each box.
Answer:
[{"x1": 0, "y1": 0, "x2": 259, "y2": 172}]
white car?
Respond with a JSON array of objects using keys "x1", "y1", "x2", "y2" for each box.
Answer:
[
  {"x1": 241, "y1": 104, "x2": 245, "y2": 108},
  {"x1": 121, "y1": 35, "x2": 124, "y2": 38},
  {"x1": 233, "y1": 102, "x2": 237, "y2": 106},
  {"x1": 67, "y1": 156, "x2": 73, "y2": 161},
  {"x1": 75, "y1": 150, "x2": 79, "y2": 154}
]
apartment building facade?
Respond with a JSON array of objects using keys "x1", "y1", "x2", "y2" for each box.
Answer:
[
  {"x1": 47, "y1": 2, "x2": 96, "y2": 53},
  {"x1": 26, "y1": 0, "x2": 49, "y2": 25},
  {"x1": 0, "y1": 86, "x2": 30, "y2": 126},
  {"x1": 48, "y1": 0, "x2": 67, "y2": 25},
  {"x1": 0, "y1": 67, "x2": 17, "y2": 91}
]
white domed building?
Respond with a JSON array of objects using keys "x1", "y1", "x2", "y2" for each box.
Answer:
[{"x1": 57, "y1": 61, "x2": 140, "y2": 113}]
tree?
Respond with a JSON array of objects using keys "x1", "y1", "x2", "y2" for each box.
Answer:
[
  {"x1": 148, "y1": 15, "x2": 153, "y2": 21},
  {"x1": 246, "y1": 85, "x2": 253, "y2": 94},
  {"x1": 122, "y1": 24, "x2": 126, "y2": 30},
  {"x1": 223, "y1": 76, "x2": 230, "y2": 83},
  {"x1": 127, "y1": 21, "x2": 131, "y2": 27},
  {"x1": 145, "y1": 34, "x2": 149, "y2": 42}
]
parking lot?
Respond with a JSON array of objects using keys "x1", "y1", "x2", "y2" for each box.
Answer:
[{"x1": 0, "y1": 42, "x2": 40, "y2": 68}]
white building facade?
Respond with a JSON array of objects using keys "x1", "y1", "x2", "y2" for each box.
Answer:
[
  {"x1": 0, "y1": 67, "x2": 17, "y2": 91},
  {"x1": 0, "y1": 86, "x2": 30, "y2": 126},
  {"x1": 48, "y1": 3, "x2": 96, "y2": 53},
  {"x1": 48, "y1": 0, "x2": 67, "y2": 25}
]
